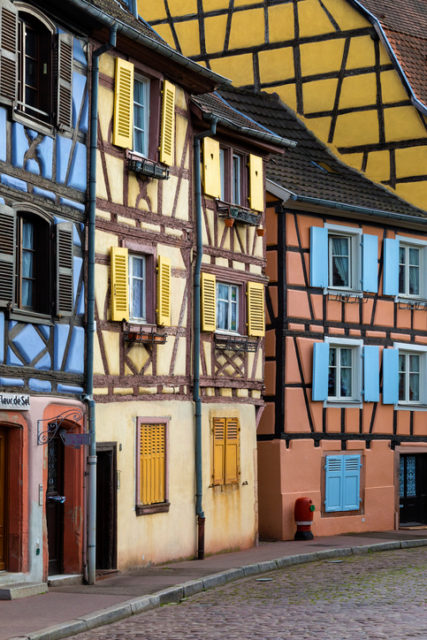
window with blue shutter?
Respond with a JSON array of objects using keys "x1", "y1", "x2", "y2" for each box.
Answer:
[
  {"x1": 325, "y1": 454, "x2": 361, "y2": 512},
  {"x1": 363, "y1": 345, "x2": 380, "y2": 402},
  {"x1": 383, "y1": 343, "x2": 427, "y2": 407},
  {"x1": 382, "y1": 348, "x2": 399, "y2": 404}
]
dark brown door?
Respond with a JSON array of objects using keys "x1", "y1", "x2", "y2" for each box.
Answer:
[
  {"x1": 96, "y1": 446, "x2": 117, "y2": 570},
  {"x1": 47, "y1": 435, "x2": 64, "y2": 575},
  {"x1": 400, "y1": 454, "x2": 427, "y2": 526},
  {"x1": 0, "y1": 429, "x2": 6, "y2": 571}
]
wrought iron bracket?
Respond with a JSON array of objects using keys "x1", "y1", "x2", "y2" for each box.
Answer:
[{"x1": 37, "y1": 408, "x2": 84, "y2": 445}]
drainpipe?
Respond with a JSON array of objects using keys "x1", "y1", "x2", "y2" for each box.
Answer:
[
  {"x1": 85, "y1": 25, "x2": 117, "y2": 586},
  {"x1": 193, "y1": 117, "x2": 218, "y2": 560}
]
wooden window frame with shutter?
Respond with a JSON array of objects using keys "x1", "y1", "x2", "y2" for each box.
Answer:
[
  {"x1": 136, "y1": 417, "x2": 170, "y2": 516},
  {"x1": 321, "y1": 452, "x2": 364, "y2": 516},
  {"x1": 211, "y1": 417, "x2": 241, "y2": 487}
]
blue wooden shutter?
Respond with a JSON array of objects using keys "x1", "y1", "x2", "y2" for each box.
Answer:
[
  {"x1": 343, "y1": 455, "x2": 361, "y2": 511},
  {"x1": 325, "y1": 456, "x2": 343, "y2": 512},
  {"x1": 383, "y1": 238, "x2": 399, "y2": 296},
  {"x1": 310, "y1": 227, "x2": 328, "y2": 288},
  {"x1": 363, "y1": 345, "x2": 379, "y2": 402},
  {"x1": 312, "y1": 342, "x2": 329, "y2": 401},
  {"x1": 362, "y1": 234, "x2": 378, "y2": 293},
  {"x1": 383, "y1": 348, "x2": 399, "y2": 404}
]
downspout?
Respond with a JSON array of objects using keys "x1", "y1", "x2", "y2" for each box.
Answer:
[
  {"x1": 85, "y1": 25, "x2": 117, "y2": 585},
  {"x1": 193, "y1": 117, "x2": 218, "y2": 560}
]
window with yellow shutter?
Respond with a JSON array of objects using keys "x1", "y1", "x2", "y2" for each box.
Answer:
[
  {"x1": 136, "y1": 418, "x2": 169, "y2": 515},
  {"x1": 211, "y1": 417, "x2": 240, "y2": 487}
]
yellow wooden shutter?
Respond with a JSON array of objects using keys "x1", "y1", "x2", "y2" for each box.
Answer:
[
  {"x1": 212, "y1": 418, "x2": 225, "y2": 485},
  {"x1": 157, "y1": 255, "x2": 171, "y2": 326},
  {"x1": 202, "y1": 137, "x2": 221, "y2": 198},
  {"x1": 248, "y1": 154, "x2": 264, "y2": 212},
  {"x1": 201, "y1": 272, "x2": 216, "y2": 332},
  {"x1": 110, "y1": 247, "x2": 129, "y2": 322},
  {"x1": 139, "y1": 423, "x2": 166, "y2": 505},
  {"x1": 225, "y1": 418, "x2": 240, "y2": 484},
  {"x1": 159, "y1": 80, "x2": 175, "y2": 166},
  {"x1": 112, "y1": 58, "x2": 134, "y2": 148},
  {"x1": 247, "y1": 281, "x2": 265, "y2": 336}
]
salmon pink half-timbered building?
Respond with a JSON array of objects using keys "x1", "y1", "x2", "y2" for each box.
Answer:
[
  {"x1": 223, "y1": 87, "x2": 427, "y2": 540},
  {"x1": 87, "y1": 2, "x2": 287, "y2": 569}
]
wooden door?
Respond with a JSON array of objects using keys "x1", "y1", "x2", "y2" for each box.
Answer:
[
  {"x1": 400, "y1": 454, "x2": 427, "y2": 526},
  {"x1": 47, "y1": 435, "x2": 64, "y2": 575},
  {"x1": 96, "y1": 446, "x2": 117, "y2": 571},
  {"x1": 0, "y1": 429, "x2": 6, "y2": 571}
]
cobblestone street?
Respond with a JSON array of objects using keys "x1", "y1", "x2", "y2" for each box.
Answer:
[{"x1": 74, "y1": 547, "x2": 427, "y2": 640}]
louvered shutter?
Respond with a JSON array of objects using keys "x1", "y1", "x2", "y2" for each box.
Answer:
[
  {"x1": 362, "y1": 234, "x2": 378, "y2": 293},
  {"x1": 110, "y1": 246, "x2": 129, "y2": 322},
  {"x1": 159, "y1": 79, "x2": 175, "y2": 166},
  {"x1": 248, "y1": 154, "x2": 264, "y2": 212},
  {"x1": 325, "y1": 456, "x2": 343, "y2": 512},
  {"x1": 383, "y1": 238, "x2": 399, "y2": 296},
  {"x1": 342, "y1": 455, "x2": 361, "y2": 511},
  {"x1": 225, "y1": 418, "x2": 240, "y2": 484},
  {"x1": 139, "y1": 423, "x2": 166, "y2": 505},
  {"x1": 0, "y1": 205, "x2": 15, "y2": 305},
  {"x1": 202, "y1": 137, "x2": 221, "y2": 198},
  {"x1": 0, "y1": 0, "x2": 17, "y2": 104},
  {"x1": 55, "y1": 222, "x2": 73, "y2": 316},
  {"x1": 55, "y1": 33, "x2": 73, "y2": 130},
  {"x1": 201, "y1": 272, "x2": 216, "y2": 332},
  {"x1": 312, "y1": 342, "x2": 329, "y2": 401},
  {"x1": 212, "y1": 418, "x2": 225, "y2": 486},
  {"x1": 310, "y1": 227, "x2": 329, "y2": 288},
  {"x1": 157, "y1": 255, "x2": 171, "y2": 326},
  {"x1": 247, "y1": 281, "x2": 264, "y2": 337},
  {"x1": 113, "y1": 58, "x2": 134, "y2": 148},
  {"x1": 363, "y1": 345, "x2": 379, "y2": 402},
  {"x1": 383, "y1": 348, "x2": 399, "y2": 404}
]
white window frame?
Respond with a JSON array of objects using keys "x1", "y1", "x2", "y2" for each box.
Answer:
[
  {"x1": 232, "y1": 154, "x2": 242, "y2": 205},
  {"x1": 133, "y1": 75, "x2": 150, "y2": 157},
  {"x1": 325, "y1": 337, "x2": 363, "y2": 406},
  {"x1": 394, "y1": 342, "x2": 427, "y2": 408},
  {"x1": 129, "y1": 253, "x2": 146, "y2": 322},
  {"x1": 216, "y1": 282, "x2": 239, "y2": 335},
  {"x1": 325, "y1": 224, "x2": 362, "y2": 294},
  {"x1": 396, "y1": 235, "x2": 427, "y2": 301}
]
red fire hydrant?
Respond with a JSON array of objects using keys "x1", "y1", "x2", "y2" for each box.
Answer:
[{"x1": 294, "y1": 497, "x2": 315, "y2": 540}]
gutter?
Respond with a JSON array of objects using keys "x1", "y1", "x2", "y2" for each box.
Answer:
[
  {"x1": 85, "y1": 24, "x2": 117, "y2": 586},
  {"x1": 65, "y1": 0, "x2": 228, "y2": 89},
  {"x1": 193, "y1": 117, "x2": 218, "y2": 560}
]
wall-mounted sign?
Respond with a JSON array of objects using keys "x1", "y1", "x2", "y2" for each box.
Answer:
[
  {"x1": 0, "y1": 393, "x2": 30, "y2": 410},
  {"x1": 61, "y1": 433, "x2": 90, "y2": 448}
]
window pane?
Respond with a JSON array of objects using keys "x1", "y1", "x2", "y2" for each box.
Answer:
[
  {"x1": 406, "y1": 456, "x2": 416, "y2": 497},
  {"x1": 340, "y1": 367, "x2": 352, "y2": 397},
  {"x1": 328, "y1": 365, "x2": 336, "y2": 397},
  {"x1": 133, "y1": 78, "x2": 149, "y2": 156},
  {"x1": 340, "y1": 348, "x2": 352, "y2": 367},
  {"x1": 220, "y1": 149, "x2": 225, "y2": 200},
  {"x1": 409, "y1": 373, "x2": 419, "y2": 402},
  {"x1": 409, "y1": 248, "x2": 419, "y2": 266},
  {"x1": 330, "y1": 236, "x2": 349, "y2": 287},
  {"x1": 410, "y1": 355, "x2": 420, "y2": 373},
  {"x1": 398, "y1": 371, "x2": 405, "y2": 401},
  {"x1": 132, "y1": 255, "x2": 144, "y2": 278},
  {"x1": 230, "y1": 302, "x2": 237, "y2": 332},
  {"x1": 217, "y1": 300, "x2": 228, "y2": 330},
  {"x1": 132, "y1": 280, "x2": 143, "y2": 318},
  {"x1": 329, "y1": 348, "x2": 336, "y2": 366},
  {"x1": 409, "y1": 266, "x2": 419, "y2": 295},
  {"x1": 218, "y1": 284, "x2": 228, "y2": 300},
  {"x1": 22, "y1": 279, "x2": 32, "y2": 307},
  {"x1": 22, "y1": 221, "x2": 34, "y2": 249},
  {"x1": 22, "y1": 250, "x2": 33, "y2": 277},
  {"x1": 232, "y1": 155, "x2": 241, "y2": 205}
]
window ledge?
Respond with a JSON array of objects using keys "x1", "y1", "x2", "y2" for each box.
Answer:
[
  {"x1": 216, "y1": 201, "x2": 261, "y2": 227},
  {"x1": 12, "y1": 108, "x2": 55, "y2": 137},
  {"x1": 136, "y1": 502, "x2": 170, "y2": 516},
  {"x1": 324, "y1": 400, "x2": 362, "y2": 409},
  {"x1": 325, "y1": 289, "x2": 364, "y2": 301},
  {"x1": 395, "y1": 404, "x2": 427, "y2": 412},
  {"x1": 126, "y1": 151, "x2": 169, "y2": 180},
  {"x1": 395, "y1": 297, "x2": 427, "y2": 309},
  {"x1": 6, "y1": 308, "x2": 54, "y2": 326},
  {"x1": 214, "y1": 334, "x2": 258, "y2": 352}
]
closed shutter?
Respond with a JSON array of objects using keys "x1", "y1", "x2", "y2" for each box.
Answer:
[
  {"x1": 383, "y1": 238, "x2": 399, "y2": 296},
  {"x1": 312, "y1": 342, "x2": 329, "y2": 401},
  {"x1": 0, "y1": 205, "x2": 15, "y2": 305},
  {"x1": 325, "y1": 456, "x2": 343, "y2": 512},
  {"x1": 159, "y1": 79, "x2": 175, "y2": 166},
  {"x1": 139, "y1": 423, "x2": 166, "y2": 505},
  {"x1": 55, "y1": 33, "x2": 73, "y2": 130},
  {"x1": 383, "y1": 348, "x2": 399, "y2": 404},
  {"x1": 113, "y1": 58, "x2": 134, "y2": 148},
  {"x1": 362, "y1": 234, "x2": 378, "y2": 293},
  {"x1": 363, "y1": 345, "x2": 379, "y2": 402},
  {"x1": 225, "y1": 417, "x2": 240, "y2": 484},
  {"x1": 212, "y1": 417, "x2": 225, "y2": 485},
  {"x1": 55, "y1": 222, "x2": 73, "y2": 316},
  {"x1": 0, "y1": 0, "x2": 17, "y2": 103},
  {"x1": 247, "y1": 281, "x2": 265, "y2": 337},
  {"x1": 157, "y1": 255, "x2": 171, "y2": 326},
  {"x1": 248, "y1": 154, "x2": 264, "y2": 212},
  {"x1": 342, "y1": 455, "x2": 361, "y2": 511},
  {"x1": 201, "y1": 272, "x2": 216, "y2": 332},
  {"x1": 202, "y1": 137, "x2": 221, "y2": 198},
  {"x1": 310, "y1": 227, "x2": 329, "y2": 288},
  {"x1": 110, "y1": 246, "x2": 129, "y2": 322}
]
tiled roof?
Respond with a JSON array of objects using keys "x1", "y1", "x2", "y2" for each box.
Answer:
[
  {"x1": 220, "y1": 87, "x2": 427, "y2": 219},
  {"x1": 358, "y1": 0, "x2": 427, "y2": 106}
]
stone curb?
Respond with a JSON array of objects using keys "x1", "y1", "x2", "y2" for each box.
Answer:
[{"x1": 8, "y1": 538, "x2": 427, "y2": 640}]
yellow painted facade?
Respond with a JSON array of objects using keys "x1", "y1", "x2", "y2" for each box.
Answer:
[{"x1": 144, "y1": 0, "x2": 427, "y2": 209}]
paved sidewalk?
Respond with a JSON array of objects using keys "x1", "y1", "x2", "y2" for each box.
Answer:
[{"x1": 2, "y1": 529, "x2": 427, "y2": 640}]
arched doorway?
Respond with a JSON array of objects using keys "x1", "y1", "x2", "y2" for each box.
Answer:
[{"x1": 46, "y1": 432, "x2": 65, "y2": 575}]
